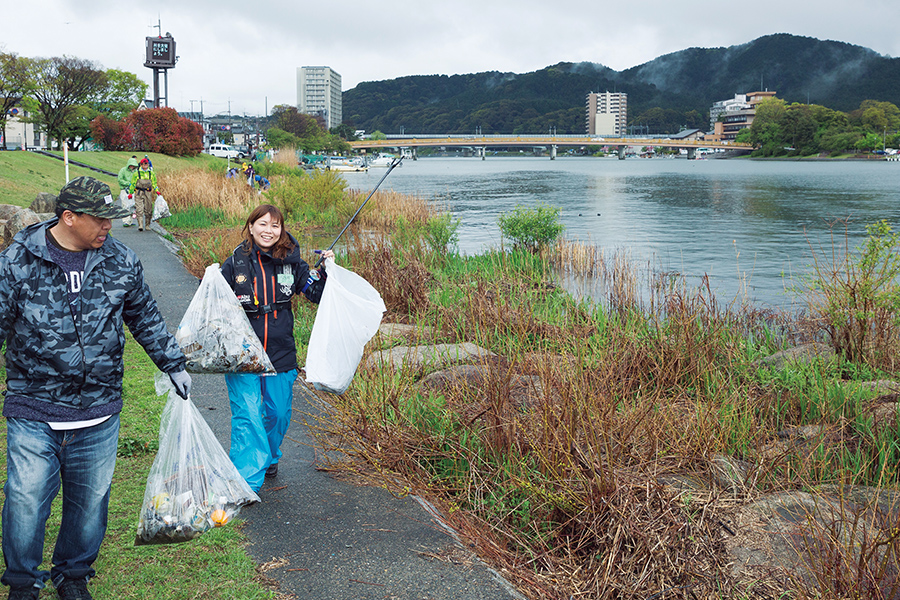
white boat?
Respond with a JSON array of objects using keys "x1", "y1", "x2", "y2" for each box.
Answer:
[
  {"x1": 367, "y1": 152, "x2": 400, "y2": 167},
  {"x1": 318, "y1": 156, "x2": 368, "y2": 172}
]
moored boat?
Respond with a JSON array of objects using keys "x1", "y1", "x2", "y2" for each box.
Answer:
[
  {"x1": 318, "y1": 156, "x2": 368, "y2": 172},
  {"x1": 367, "y1": 152, "x2": 400, "y2": 167}
]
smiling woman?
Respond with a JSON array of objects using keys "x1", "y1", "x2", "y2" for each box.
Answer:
[{"x1": 217, "y1": 204, "x2": 334, "y2": 491}]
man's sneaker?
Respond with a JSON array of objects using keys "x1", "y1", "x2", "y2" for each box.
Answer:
[
  {"x1": 56, "y1": 578, "x2": 92, "y2": 600},
  {"x1": 265, "y1": 462, "x2": 278, "y2": 478},
  {"x1": 7, "y1": 587, "x2": 39, "y2": 600}
]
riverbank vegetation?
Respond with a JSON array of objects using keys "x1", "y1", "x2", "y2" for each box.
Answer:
[{"x1": 161, "y1": 158, "x2": 900, "y2": 598}]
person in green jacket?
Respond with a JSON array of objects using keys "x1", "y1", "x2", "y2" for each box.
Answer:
[
  {"x1": 117, "y1": 156, "x2": 138, "y2": 227},
  {"x1": 127, "y1": 157, "x2": 160, "y2": 231}
]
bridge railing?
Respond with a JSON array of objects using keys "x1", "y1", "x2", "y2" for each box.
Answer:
[{"x1": 350, "y1": 136, "x2": 751, "y2": 149}]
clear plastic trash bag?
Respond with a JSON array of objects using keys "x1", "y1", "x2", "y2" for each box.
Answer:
[
  {"x1": 135, "y1": 372, "x2": 260, "y2": 545},
  {"x1": 304, "y1": 258, "x2": 385, "y2": 394},
  {"x1": 176, "y1": 263, "x2": 275, "y2": 374},
  {"x1": 119, "y1": 189, "x2": 134, "y2": 211},
  {"x1": 152, "y1": 194, "x2": 171, "y2": 221}
]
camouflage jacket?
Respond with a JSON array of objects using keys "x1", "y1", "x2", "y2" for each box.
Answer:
[{"x1": 0, "y1": 219, "x2": 185, "y2": 417}]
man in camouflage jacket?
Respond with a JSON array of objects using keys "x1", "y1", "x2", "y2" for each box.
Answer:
[{"x1": 0, "y1": 177, "x2": 191, "y2": 600}]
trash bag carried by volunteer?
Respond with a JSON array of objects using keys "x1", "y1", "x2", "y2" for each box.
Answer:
[
  {"x1": 120, "y1": 189, "x2": 135, "y2": 211},
  {"x1": 135, "y1": 373, "x2": 259, "y2": 545},
  {"x1": 176, "y1": 263, "x2": 275, "y2": 374},
  {"x1": 305, "y1": 257, "x2": 385, "y2": 394},
  {"x1": 153, "y1": 194, "x2": 170, "y2": 221}
]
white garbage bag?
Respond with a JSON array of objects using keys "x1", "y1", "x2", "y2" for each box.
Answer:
[
  {"x1": 120, "y1": 189, "x2": 135, "y2": 211},
  {"x1": 305, "y1": 258, "x2": 385, "y2": 394},
  {"x1": 153, "y1": 194, "x2": 171, "y2": 221}
]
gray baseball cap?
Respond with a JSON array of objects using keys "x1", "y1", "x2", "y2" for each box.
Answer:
[{"x1": 57, "y1": 176, "x2": 132, "y2": 219}]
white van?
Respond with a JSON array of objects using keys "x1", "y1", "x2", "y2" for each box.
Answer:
[{"x1": 207, "y1": 144, "x2": 243, "y2": 159}]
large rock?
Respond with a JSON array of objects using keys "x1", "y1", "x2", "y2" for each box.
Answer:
[
  {"x1": 0, "y1": 206, "x2": 42, "y2": 250},
  {"x1": 0, "y1": 204, "x2": 22, "y2": 221},
  {"x1": 723, "y1": 488, "x2": 900, "y2": 593},
  {"x1": 30, "y1": 192, "x2": 57, "y2": 214},
  {"x1": 755, "y1": 343, "x2": 836, "y2": 370},
  {"x1": 375, "y1": 322, "x2": 438, "y2": 345},
  {"x1": 419, "y1": 363, "x2": 551, "y2": 412},
  {"x1": 365, "y1": 343, "x2": 495, "y2": 373}
]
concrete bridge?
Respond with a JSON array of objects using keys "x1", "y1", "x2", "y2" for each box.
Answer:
[{"x1": 350, "y1": 134, "x2": 752, "y2": 160}]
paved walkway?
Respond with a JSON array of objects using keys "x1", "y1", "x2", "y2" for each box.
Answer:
[{"x1": 112, "y1": 221, "x2": 523, "y2": 600}]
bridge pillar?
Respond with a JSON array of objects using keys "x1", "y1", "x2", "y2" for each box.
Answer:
[
  {"x1": 550, "y1": 145, "x2": 557, "y2": 160},
  {"x1": 617, "y1": 145, "x2": 626, "y2": 160},
  {"x1": 481, "y1": 146, "x2": 486, "y2": 160},
  {"x1": 687, "y1": 147, "x2": 696, "y2": 160}
]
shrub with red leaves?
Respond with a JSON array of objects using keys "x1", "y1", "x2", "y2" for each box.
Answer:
[
  {"x1": 89, "y1": 114, "x2": 134, "y2": 151},
  {"x1": 124, "y1": 107, "x2": 203, "y2": 156}
]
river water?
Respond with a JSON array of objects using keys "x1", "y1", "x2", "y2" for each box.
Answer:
[{"x1": 340, "y1": 157, "x2": 900, "y2": 311}]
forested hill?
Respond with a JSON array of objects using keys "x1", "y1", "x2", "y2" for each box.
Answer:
[{"x1": 341, "y1": 34, "x2": 900, "y2": 135}]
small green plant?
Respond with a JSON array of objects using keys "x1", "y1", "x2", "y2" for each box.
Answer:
[
  {"x1": 269, "y1": 169, "x2": 347, "y2": 224},
  {"x1": 423, "y1": 212, "x2": 460, "y2": 255},
  {"x1": 117, "y1": 436, "x2": 158, "y2": 457},
  {"x1": 804, "y1": 219, "x2": 900, "y2": 370},
  {"x1": 498, "y1": 203, "x2": 565, "y2": 253},
  {"x1": 390, "y1": 215, "x2": 422, "y2": 253}
]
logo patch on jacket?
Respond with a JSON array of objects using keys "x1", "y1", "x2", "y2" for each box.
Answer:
[{"x1": 235, "y1": 273, "x2": 248, "y2": 284}]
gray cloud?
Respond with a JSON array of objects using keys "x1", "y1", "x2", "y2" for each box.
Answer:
[{"x1": 2, "y1": 0, "x2": 899, "y2": 116}]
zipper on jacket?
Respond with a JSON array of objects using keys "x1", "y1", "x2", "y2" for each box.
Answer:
[
  {"x1": 57, "y1": 263, "x2": 87, "y2": 391},
  {"x1": 254, "y1": 251, "x2": 270, "y2": 350}
]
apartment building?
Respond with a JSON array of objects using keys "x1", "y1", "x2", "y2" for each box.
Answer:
[
  {"x1": 296, "y1": 66, "x2": 342, "y2": 131},
  {"x1": 1, "y1": 110, "x2": 47, "y2": 150},
  {"x1": 585, "y1": 91, "x2": 627, "y2": 137}
]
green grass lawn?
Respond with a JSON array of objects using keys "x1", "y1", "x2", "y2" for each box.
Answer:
[{"x1": 0, "y1": 150, "x2": 225, "y2": 207}]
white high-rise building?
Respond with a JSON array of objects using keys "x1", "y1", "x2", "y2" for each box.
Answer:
[
  {"x1": 297, "y1": 66, "x2": 342, "y2": 130},
  {"x1": 709, "y1": 94, "x2": 750, "y2": 131},
  {"x1": 585, "y1": 92, "x2": 627, "y2": 136}
]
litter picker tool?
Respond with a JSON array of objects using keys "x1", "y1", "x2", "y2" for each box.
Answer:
[{"x1": 315, "y1": 155, "x2": 403, "y2": 267}]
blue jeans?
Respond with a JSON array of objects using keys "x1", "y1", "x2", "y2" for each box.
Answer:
[
  {"x1": 2, "y1": 415, "x2": 119, "y2": 590},
  {"x1": 225, "y1": 370, "x2": 296, "y2": 492}
]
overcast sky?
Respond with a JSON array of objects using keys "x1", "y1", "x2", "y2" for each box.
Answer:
[{"x1": 3, "y1": 0, "x2": 899, "y2": 118}]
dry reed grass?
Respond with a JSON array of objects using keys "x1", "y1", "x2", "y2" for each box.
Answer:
[
  {"x1": 303, "y1": 249, "x2": 801, "y2": 598},
  {"x1": 157, "y1": 168, "x2": 262, "y2": 220},
  {"x1": 548, "y1": 239, "x2": 645, "y2": 314},
  {"x1": 271, "y1": 146, "x2": 298, "y2": 166},
  {"x1": 300, "y1": 226, "x2": 900, "y2": 598},
  {"x1": 351, "y1": 189, "x2": 437, "y2": 231}
]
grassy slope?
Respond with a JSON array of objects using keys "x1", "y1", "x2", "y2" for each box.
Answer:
[{"x1": 0, "y1": 151, "x2": 225, "y2": 207}]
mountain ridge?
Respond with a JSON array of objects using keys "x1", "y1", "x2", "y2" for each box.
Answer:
[{"x1": 341, "y1": 34, "x2": 900, "y2": 135}]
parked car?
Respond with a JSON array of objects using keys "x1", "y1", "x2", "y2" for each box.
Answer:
[{"x1": 207, "y1": 143, "x2": 243, "y2": 159}]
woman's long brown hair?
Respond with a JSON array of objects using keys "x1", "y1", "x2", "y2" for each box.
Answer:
[{"x1": 239, "y1": 204, "x2": 295, "y2": 260}]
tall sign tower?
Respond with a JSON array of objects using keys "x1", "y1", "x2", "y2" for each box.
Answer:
[{"x1": 144, "y1": 24, "x2": 176, "y2": 108}]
